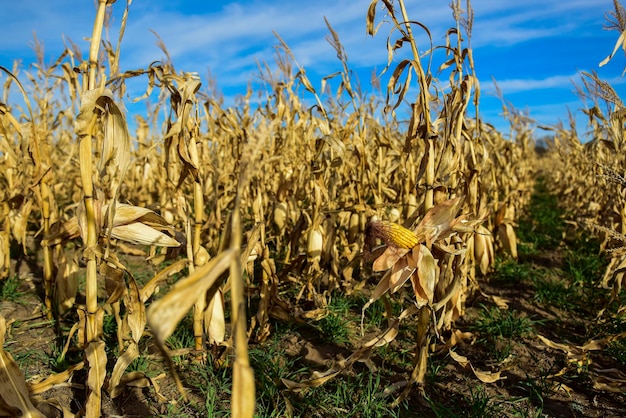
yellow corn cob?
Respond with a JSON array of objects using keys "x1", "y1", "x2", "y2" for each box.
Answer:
[{"x1": 368, "y1": 220, "x2": 419, "y2": 249}]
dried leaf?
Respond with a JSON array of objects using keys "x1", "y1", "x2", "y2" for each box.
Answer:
[
  {"x1": 28, "y1": 362, "x2": 84, "y2": 395},
  {"x1": 470, "y1": 365, "x2": 503, "y2": 383},
  {"x1": 85, "y1": 341, "x2": 107, "y2": 418},
  {"x1": 96, "y1": 91, "x2": 131, "y2": 196},
  {"x1": 111, "y1": 222, "x2": 180, "y2": 247},
  {"x1": 126, "y1": 276, "x2": 146, "y2": 343},
  {"x1": 449, "y1": 349, "x2": 470, "y2": 368},
  {"x1": 373, "y1": 246, "x2": 410, "y2": 271},
  {"x1": 600, "y1": 30, "x2": 626, "y2": 67},
  {"x1": 0, "y1": 315, "x2": 45, "y2": 418},
  {"x1": 140, "y1": 259, "x2": 187, "y2": 302},
  {"x1": 147, "y1": 248, "x2": 235, "y2": 345},
  {"x1": 450, "y1": 348, "x2": 503, "y2": 383},
  {"x1": 415, "y1": 196, "x2": 465, "y2": 243},
  {"x1": 388, "y1": 257, "x2": 414, "y2": 293},
  {"x1": 413, "y1": 244, "x2": 436, "y2": 304},
  {"x1": 55, "y1": 251, "x2": 79, "y2": 315},
  {"x1": 108, "y1": 343, "x2": 139, "y2": 398}
]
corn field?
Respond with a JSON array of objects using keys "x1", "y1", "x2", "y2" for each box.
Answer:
[{"x1": 0, "y1": 1, "x2": 625, "y2": 417}]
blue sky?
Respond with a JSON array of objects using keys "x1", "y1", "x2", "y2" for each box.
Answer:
[{"x1": 1, "y1": 0, "x2": 625, "y2": 139}]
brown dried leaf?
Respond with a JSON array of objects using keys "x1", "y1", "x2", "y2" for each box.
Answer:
[
  {"x1": 366, "y1": 0, "x2": 378, "y2": 35},
  {"x1": 497, "y1": 223, "x2": 518, "y2": 259},
  {"x1": 593, "y1": 368, "x2": 626, "y2": 392},
  {"x1": 85, "y1": 341, "x2": 107, "y2": 418},
  {"x1": 373, "y1": 246, "x2": 409, "y2": 271},
  {"x1": 111, "y1": 222, "x2": 180, "y2": 247},
  {"x1": 42, "y1": 217, "x2": 81, "y2": 247},
  {"x1": 0, "y1": 315, "x2": 46, "y2": 418},
  {"x1": 450, "y1": 349, "x2": 503, "y2": 383},
  {"x1": 388, "y1": 256, "x2": 413, "y2": 293},
  {"x1": 449, "y1": 349, "x2": 470, "y2": 368},
  {"x1": 414, "y1": 244, "x2": 436, "y2": 304},
  {"x1": 108, "y1": 343, "x2": 139, "y2": 399},
  {"x1": 470, "y1": 365, "x2": 503, "y2": 383},
  {"x1": 126, "y1": 276, "x2": 146, "y2": 344},
  {"x1": 0, "y1": 234, "x2": 7, "y2": 276},
  {"x1": 55, "y1": 250, "x2": 79, "y2": 315},
  {"x1": 415, "y1": 195, "x2": 465, "y2": 243},
  {"x1": 600, "y1": 30, "x2": 626, "y2": 67},
  {"x1": 147, "y1": 248, "x2": 235, "y2": 345},
  {"x1": 28, "y1": 362, "x2": 84, "y2": 395},
  {"x1": 140, "y1": 259, "x2": 187, "y2": 302},
  {"x1": 75, "y1": 87, "x2": 103, "y2": 137},
  {"x1": 96, "y1": 91, "x2": 131, "y2": 196}
]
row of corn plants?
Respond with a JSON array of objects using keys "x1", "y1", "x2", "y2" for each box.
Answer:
[
  {"x1": 524, "y1": 0, "x2": 626, "y2": 399},
  {"x1": 0, "y1": 0, "x2": 536, "y2": 416}
]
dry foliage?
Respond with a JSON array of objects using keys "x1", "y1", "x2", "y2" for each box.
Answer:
[
  {"x1": 527, "y1": 1, "x2": 626, "y2": 395},
  {"x1": 10, "y1": 0, "x2": 621, "y2": 415}
]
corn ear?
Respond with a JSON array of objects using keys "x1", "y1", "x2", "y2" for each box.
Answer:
[
  {"x1": 474, "y1": 225, "x2": 495, "y2": 275},
  {"x1": 307, "y1": 224, "x2": 324, "y2": 264},
  {"x1": 369, "y1": 220, "x2": 419, "y2": 249},
  {"x1": 273, "y1": 201, "x2": 288, "y2": 231}
]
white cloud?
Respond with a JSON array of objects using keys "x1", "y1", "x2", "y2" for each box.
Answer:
[
  {"x1": 483, "y1": 74, "x2": 581, "y2": 94},
  {"x1": 482, "y1": 72, "x2": 626, "y2": 96}
]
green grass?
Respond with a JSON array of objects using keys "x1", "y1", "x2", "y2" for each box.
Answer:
[
  {"x1": 517, "y1": 178, "x2": 564, "y2": 252},
  {"x1": 528, "y1": 234, "x2": 608, "y2": 313},
  {"x1": 250, "y1": 335, "x2": 305, "y2": 417},
  {"x1": 471, "y1": 305, "x2": 538, "y2": 361},
  {"x1": 511, "y1": 177, "x2": 610, "y2": 316},
  {"x1": 427, "y1": 383, "x2": 503, "y2": 418},
  {"x1": 531, "y1": 275, "x2": 576, "y2": 310},
  {"x1": 313, "y1": 372, "x2": 404, "y2": 418},
  {"x1": 318, "y1": 312, "x2": 350, "y2": 345},
  {"x1": 183, "y1": 356, "x2": 233, "y2": 417},
  {"x1": 472, "y1": 305, "x2": 536, "y2": 341},
  {"x1": 127, "y1": 354, "x2": 151, "y2": 374},
  {"x1": 316, "y1": 293, "x2": 356, "y2": 346},
  {"x1": 606, "y1": 338, "x2": 626, "y2": 366},
  {"x1": 166, "y1": 314, "x2": 195, "y2": 351},
  {"x1": 12, "y1": 348, "x2": 47, "y2": 370},
  {"x1": 490, "y1": 256, "x2": 534, "y2": 284},
  {"x1": 0, "y1": 275, "x2": 25, "y2": 302}
]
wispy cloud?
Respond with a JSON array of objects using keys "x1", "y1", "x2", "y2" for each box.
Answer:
[{"x1": 484, "y1": 74, "x2": 582, "y2": 95}]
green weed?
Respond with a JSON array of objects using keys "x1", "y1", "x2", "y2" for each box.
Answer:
[
  {"x1": 250, "y1": 336, "x2": 305, "y2": 417},
  {"x1": 185, "y1": 358, "x2": 232, "y2": 417},
  {"x1": 517, "y1": 178, "x2": 564, "y2": 252},
  {"x1": 531, "y1": 275, "x2": 576, "y2": 311},
  {"x1": 472, "y1": 304, "x2": 538, "y2": 361},
  {"x1": 490, "y1": 257, "x2": 534, "y2": 284},
  {"x1": 473, "y1": 305, "x2": 536, "y2": 340},
  {"x1": 317, "y1": 294, "x2": 355, "y2": 345},
  {"x1": 427, "y1": 383, "x2": 502, "y2": 418},
  {"x1": 0, "y1": 275, "x2": 24, "y2": 303}
]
